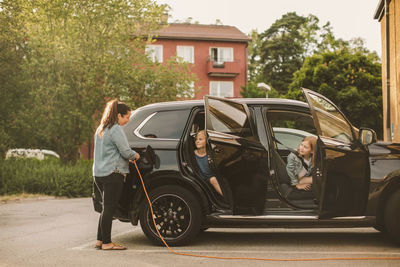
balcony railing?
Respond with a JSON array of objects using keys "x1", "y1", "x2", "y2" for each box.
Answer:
[{"x1": 206, "y1": 60, "x2": 241, "y2": 77}]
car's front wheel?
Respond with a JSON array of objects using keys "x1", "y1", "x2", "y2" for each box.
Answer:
[
  {"x1": 384, "y1": 189, "x2": 400, "y2": 244},
  {"x1": 139, "y1": 185, "x2": 202, "y2": 246}
]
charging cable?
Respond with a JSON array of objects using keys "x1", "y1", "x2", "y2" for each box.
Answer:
[{"x1": 133, "y1": 160, "x2": 400, "y2": 262}]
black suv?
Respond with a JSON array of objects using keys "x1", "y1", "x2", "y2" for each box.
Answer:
[{"x1": 93, "y1": 88, "x2": 400, "y2": 246}]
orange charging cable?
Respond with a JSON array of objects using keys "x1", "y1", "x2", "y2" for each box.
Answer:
[{"x1": 133, "y1": 160, "x2": 400, "y2": 262}]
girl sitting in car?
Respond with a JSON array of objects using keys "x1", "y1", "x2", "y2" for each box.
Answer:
[
  {"x1": 194, "y1": 130, "x2": 223, "y2": 196},
  {"x1": 286, "y1": 136, "x2": 317, "y2": 191}
]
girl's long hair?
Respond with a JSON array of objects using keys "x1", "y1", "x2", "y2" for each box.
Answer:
[
  {"x1": 97, "y1": 99, "x2": 131, "y2": 137},
  {"x1": 302, "y1": 136, "x2": 317, "y2": 165}
]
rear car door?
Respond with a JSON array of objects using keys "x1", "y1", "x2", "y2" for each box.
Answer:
[
  {"x1": 204, "y1": 96, "x2": 268, "y2": 215},
  {"x1": 302, "y1": 88, "x2": 370, "y2": 218}
]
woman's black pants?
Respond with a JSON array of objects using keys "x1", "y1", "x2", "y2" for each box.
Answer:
[{"x1": 94, "y1": 173, "x2": 124, "y2": 244}]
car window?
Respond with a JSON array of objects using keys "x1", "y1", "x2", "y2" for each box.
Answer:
[
  {"x1": 274, "y1": 132, "x2": 305, "y2": 150},
  {"x1": 138, "y1": 110, "x2": 190, "y2": 139},
  {"x1": 267, "y1": 110, "x2": 317, "y2": 149},
  {"x1": 206, "y1": 98, "x2": 254, "y2": 140},
  {"x1": 307, "y1": 93, "x2": 354, "y2": 143}
]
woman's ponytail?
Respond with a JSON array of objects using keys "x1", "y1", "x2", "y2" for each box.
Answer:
[{"x1": 98, "y1": 99, "x2": 130, "y2": 137}]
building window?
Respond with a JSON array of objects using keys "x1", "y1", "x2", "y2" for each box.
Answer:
[
  {"x1": 210, "y1": 81, "x2": 234, "y2": 97},
  {"x1": 210, "y1": 47, "x2": 233, "y2": 63},
  {"x1": 177, "y1": 46, "x2": 194, "y2": 63},
  {"x1": 145, "y1": 45, "x2": 163, "y2": 63}
]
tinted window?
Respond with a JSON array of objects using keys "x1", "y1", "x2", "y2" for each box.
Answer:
[
  {"x1": 308, "y1": 93, "x2": 354, "y2": 143},
  {"x1": 274, "y1": 132, "x2": 306, "y2": 150},
  {"x1": 206, "y1": 98, "x2": 254, "y2": 139},
  {"x1": 139, "y1": 110, "x2": 189, "y2": 139},
  {"x1": 267, "y1": 110, "x2": 317, "y2": 149}
]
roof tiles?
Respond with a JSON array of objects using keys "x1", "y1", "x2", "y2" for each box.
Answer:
[{"x1": 155, "y1": 23, "x2": 251, "y2": 43}]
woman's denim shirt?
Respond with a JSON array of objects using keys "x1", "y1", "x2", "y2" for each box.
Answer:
[
  {"x1": 93, "y1": 124, "x2": 137, "y2": 177},
  {"x1": 286, "y1": 152, "x2": 313, "y2": 186}
]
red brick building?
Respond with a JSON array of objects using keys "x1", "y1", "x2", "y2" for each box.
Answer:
[
  {"x1": 81, "y1": 24, "x2": 250, "y2": 159},
  {"x1": 146, "y1": 23, "x2": 251, "y2": 99}
]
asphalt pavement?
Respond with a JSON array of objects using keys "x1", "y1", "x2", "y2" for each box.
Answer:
[{"x1": 0, "y1": 197, "x2": 399, "y2": 267}]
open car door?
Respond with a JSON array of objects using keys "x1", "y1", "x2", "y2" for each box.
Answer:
[
  {"x1": 204, "y1": 96, "x2": 268, "y2": 215},
  {"x1": 302, "y1": 88, "x2": 370, "y2": 218}
]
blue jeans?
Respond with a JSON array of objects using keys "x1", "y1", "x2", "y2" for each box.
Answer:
[{"x1": 95, "y1": 173, "x2": 124, "y2": 244}]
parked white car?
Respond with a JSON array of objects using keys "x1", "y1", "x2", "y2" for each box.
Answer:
[{"x1": 6, "y1": 149, "x2": 60, "y2": 160}]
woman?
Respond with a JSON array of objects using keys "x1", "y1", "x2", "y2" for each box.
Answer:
[
  {"x1": 93, "y1": 99, "x2": 140, "y2": 250},
  {"x1": 286, "y1": 136, "x2": 317, "y2": 191},
  {"x1": 194, "y1": 130, "x2": 223, "y2": 196}
]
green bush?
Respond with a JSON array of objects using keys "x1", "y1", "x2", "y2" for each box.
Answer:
[{"x1": 0, "y1": 158, "x2": 93, "y2": 197}]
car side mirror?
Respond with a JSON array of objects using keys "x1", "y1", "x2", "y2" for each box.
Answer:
[{"x1": 359, "y1": 128, "x2": 377, "y2": 145}]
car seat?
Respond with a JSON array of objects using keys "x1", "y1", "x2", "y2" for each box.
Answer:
[{"x1": 271, "y1": 149, "x2": 317, "y2": 208}]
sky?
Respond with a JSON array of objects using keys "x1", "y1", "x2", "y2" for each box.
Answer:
[{"x1": 156, "y1": 0, "x2": 382, "y2": 56}]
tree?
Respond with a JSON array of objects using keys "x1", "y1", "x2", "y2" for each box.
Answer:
[
  {"x1": 244, "y1": 12, "x2": 336, "y2": 97},
  {"x1": 240, "y1": 82, "x2": 280, "y2": 99},
  {"x1": 241, "y1": 30, "x2": 280, "y2": 98},
  {"x1": 287, "y1": 48, "x2": 382, "y2": 137},
  {"x1": 0, "y1": 0, "x2": 27, "y2": 156},
  {"x1": 4, "y1": 0, "x2": 195, "y2": 163}
]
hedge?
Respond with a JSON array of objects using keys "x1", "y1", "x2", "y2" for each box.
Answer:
[{"x1": 0, "y1": 158, "x2": 93, "y2": 197}]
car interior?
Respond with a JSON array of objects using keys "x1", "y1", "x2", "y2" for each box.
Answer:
[
  {"x1": 181, "y1": 109, "x2": 230, "y2": 205},
  {"x1": 266, "y1": 110, "x2": 319, "y2": 209},
  {"x1": 181, "y1": 107, "x2": 321, "y2": 214}
]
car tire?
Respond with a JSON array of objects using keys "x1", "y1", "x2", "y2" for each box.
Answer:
[
  {"x1": 384, "y1": 189, "x2": 400, "y2": 244},
  {"x1": 139, "y1": 185, "x2": 202, "y2": 246}
]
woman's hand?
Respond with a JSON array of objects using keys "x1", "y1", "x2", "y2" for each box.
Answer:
[
  {"x1": 296, "y1": 183, "x2": 311, "y2": 191},
  {"x1": 129, "y1": 153, "x2": 140, "y2": 164}
]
